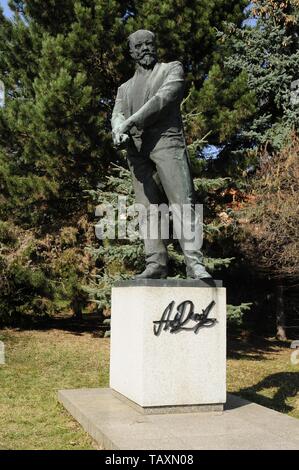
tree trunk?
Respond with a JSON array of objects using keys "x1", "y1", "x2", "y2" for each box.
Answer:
[
  {"x1": 276, "y1": 285, "x2": 287, "y2": 341},
  {"x1": 72, "y1": 298, "x2": 82, "y2": 320}
]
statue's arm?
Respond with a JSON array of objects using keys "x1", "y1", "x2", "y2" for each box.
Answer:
[
  {"x1": 111, "y1": 85, "x2": 126, "y2": 131},
  {"x1": 130, "y1": 61, "x2": 185, "y2": 130},
  {"x1": 111, "y1": 85, "x2": 130, "y2": 147}
]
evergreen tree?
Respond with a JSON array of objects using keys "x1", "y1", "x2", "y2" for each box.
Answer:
[
  {"x1": 0, "y1": 1, "x2": 132, "y2": 224},
  {"x1": 0, "y1": 0, "x2": 250, "y2": 323},
  {"x1": 221, "y1": 0, "x2": 299, "y2": 153},
  {"x1": 0, "y1": 0, "x2": 132, "y2": 321}
]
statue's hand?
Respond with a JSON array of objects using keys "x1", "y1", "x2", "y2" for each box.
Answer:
[
  {"x1": 116, "y1": 117, "x2": 135, "y2": 135},
  {"x1": 112, "y1": 118, "x2": 134, "y2": 149},
  {"x1": 112, "y1": 130, "x2": 130, "y2": 149}
]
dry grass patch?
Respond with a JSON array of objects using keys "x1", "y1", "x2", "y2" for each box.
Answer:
[{"x1": 0, "y1": 328, "x2": 109, "y2": 450}]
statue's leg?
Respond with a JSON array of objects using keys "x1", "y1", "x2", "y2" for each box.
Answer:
[
  {"x1": 127, "y1": 153, "x2": 169, "y2": 276},
  {"x1": 151, "y1": 147, "x2": 211, "y2": 279}
]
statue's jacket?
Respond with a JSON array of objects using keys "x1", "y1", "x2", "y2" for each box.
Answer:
[{"x1": 111, "y1": 61, "x2": 188, "y2": 159}]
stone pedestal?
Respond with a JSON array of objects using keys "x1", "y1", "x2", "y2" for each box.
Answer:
[{"x1": 110, "y1": 279, "x2": 226, "y2": 411}]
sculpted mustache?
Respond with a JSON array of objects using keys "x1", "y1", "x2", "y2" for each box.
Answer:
[{"x1": 140, "y1": 52, "x2": 155, "y2": 58}]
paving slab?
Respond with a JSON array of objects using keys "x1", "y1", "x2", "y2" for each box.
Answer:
[{"x1": 58, "y1": 388, "x2": 299, "y2": 450}]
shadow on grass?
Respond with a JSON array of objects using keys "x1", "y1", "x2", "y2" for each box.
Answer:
[
  {"x1": 0, "y1": 312, "x2": 109, "y2": 338},
  {"x1": 227, "y1": 334, "x2": 290, "y2": 361},
  {"x1": 238, "y1": 371, "x2": 299, "y2": 414}
]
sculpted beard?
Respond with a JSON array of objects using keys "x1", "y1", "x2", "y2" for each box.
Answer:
[{"x1": 138, "y1": 52, "x2": 157, "y2": 68}]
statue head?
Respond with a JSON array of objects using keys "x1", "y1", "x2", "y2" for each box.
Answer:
[{"x1": 128, "y1": 29, "x2": 157, "y2": 69}]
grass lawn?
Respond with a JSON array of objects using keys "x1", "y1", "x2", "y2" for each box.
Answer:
[
  {"x1": 0, "y1": 325, "x2": 110, "y2": 450},
  {"x1": 227, "y1": 335, "x2": 299, "y2": 419},
  {"x1": 0, "y1": 325, "x2": 298, "y2": 450}
]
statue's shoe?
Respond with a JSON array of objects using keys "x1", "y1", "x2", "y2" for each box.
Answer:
[
  {"x1": 134, "y1": 265, "x2": 168, "y2": 280},
  {"x1": 187, "y1": 265, "x2": 212, "y2": 280}
]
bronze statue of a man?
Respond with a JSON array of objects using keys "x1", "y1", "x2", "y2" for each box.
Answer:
[{"x1": 111, "y1": 29, "x2": 211, "y2": 280}]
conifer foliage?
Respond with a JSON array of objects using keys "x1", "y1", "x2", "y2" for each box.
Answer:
[
  {"x1": 0, "y1": 1, "x2": 253, "y2": 324},
  {"x1": 222, "y1": 0, "x2": 299, "y2": 151}
]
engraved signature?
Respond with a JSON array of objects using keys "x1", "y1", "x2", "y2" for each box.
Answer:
[{"x1": 153, "y1": 300, "x2": 217, "y2": 336}]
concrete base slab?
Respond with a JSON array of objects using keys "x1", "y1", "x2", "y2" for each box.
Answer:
[{"x1": 58, "y1": 388, "x2": 299, "y2": 450}]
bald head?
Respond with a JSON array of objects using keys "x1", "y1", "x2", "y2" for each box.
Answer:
[{"x1": 128, "y1": 29, "x2": 157, "y2": 69}]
